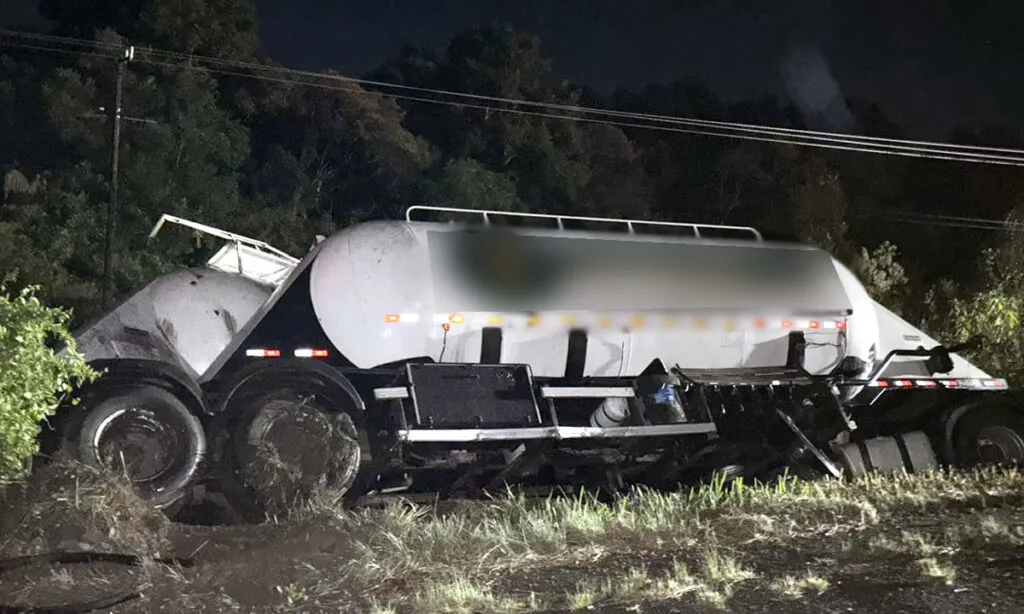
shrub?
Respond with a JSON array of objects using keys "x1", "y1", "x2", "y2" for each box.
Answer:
[{"x1": 0, "y1": 282, "x2": 97, "y2": 480}]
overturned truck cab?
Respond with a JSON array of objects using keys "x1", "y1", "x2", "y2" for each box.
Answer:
[{"x1": 43, "y1": 207, "x2": 1024, "y2": 518}]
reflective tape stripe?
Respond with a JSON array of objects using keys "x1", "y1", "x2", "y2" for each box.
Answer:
[
  {"x1": 413, "y1": 312, "x2": 849, "y2": 332},
  {"x1": 866, "y1": 378, "x2": 1007, "y2": 391}
]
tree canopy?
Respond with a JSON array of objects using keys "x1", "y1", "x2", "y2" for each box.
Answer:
[{"x1": 2, "y1": 1, "x2": 1024, "y2": 379}]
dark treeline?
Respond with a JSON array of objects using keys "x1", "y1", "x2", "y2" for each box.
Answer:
[{"x1": 3, "y1": 0, "x2": 1024, "y2": 379}]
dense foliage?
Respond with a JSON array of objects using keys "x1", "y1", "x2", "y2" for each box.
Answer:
[
  {"x1": 2, "y1": 0, "x2": 1024, "y2": 385},
  {"x1": 0, "y1": 283, "x2": 96, "y2": 480}
]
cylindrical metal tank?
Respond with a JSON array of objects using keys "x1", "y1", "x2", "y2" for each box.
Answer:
[{"x1": 307, "y1": 220, "x2": 877, "y2": 378}]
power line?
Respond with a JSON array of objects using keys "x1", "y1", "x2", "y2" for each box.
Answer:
[
  {"x1": 5, "y1": 31, "x2": 1024, "y2": 234},
  {"x1": 4, "y1": 28, "x2": 1024, "y2": 166}
]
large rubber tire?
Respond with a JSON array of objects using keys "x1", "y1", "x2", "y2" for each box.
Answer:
[
  {"x1": 229, "y1": 389, "x2": 361, "y2": 520},
  {"x1": 73, "y1": 386, "x2": 207, "y2": 509},
  {"x1": 952, "y1": 404, "x2": 1024, "y2": 468}
]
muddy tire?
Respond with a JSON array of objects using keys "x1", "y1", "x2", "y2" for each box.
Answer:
[
  {"x1": 230, "y1": 389, "x2": 361, "y2": 520},
  {"x1": 72, "y1": 386, "x2": 207, "y2": 509},
  {"x1": 952, "y1": 404, "x2": 1024, "y2": 468}
]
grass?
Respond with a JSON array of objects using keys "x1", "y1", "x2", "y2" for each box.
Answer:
[
  {"x1": 292, "y1": 466, "x2": 1023, "y2": 612},
  {"x1": 917, "y1": 557, "x2": 957, "y2": 584},
  {"x1": 3, "y1": 464, "x2": 1024, "y2": 612},
  {"x1": 769, "y1": 571, "x2": 831, "y2": 599},
  {"x1": 412, "y1": 577, "x2": 538, "y2": 613}
]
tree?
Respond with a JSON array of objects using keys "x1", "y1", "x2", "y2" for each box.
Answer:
[
  {"x1": 851, "y1": 241, "x2": 909, "y2": 314},
  {"x1": 0, "y1": 165, "x2": 107, "y2": 319},
  {"x1": 424, "y1": 158, "x2": 524, "y2": 212},
  {"x1": 141, "y1": 0, "x2": 261, "y2": 60},
  {"x1": 788, "y1": 156, "x2": 849, "y2": 253},
  {"x1": 39, "y1": 0, "x2": 149, "y2": 39},
  {"x1": 574, "y1": 124, "x2": 651, "y2": 219},
  {"x1": 370, "y1": 26, "x2": 594, "y2": 213},
  {"x1": 38, "y1": 28, "x2": 254, "y2": 298},
  {"x1": 0, "y1": 283, "x2": 97, "y2": 480},
  {"x1": 245, "y1": 76, "x2": 436, "y2": 235}
]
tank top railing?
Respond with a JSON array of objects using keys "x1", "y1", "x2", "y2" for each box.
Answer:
[
  {"x1": 404, "y1": 205, "x2": 763, "y2": 241},
  {"x1": 149, "y1": 213, "x2": 300, "y2": 287}
]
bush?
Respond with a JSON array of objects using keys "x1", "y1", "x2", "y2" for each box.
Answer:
[
  {"x1": 0, "y1": 282, "x2": 97, "y2": 480},
  {"x1": 941, "y1": 250, "x2": 1024, "y2": 385}
]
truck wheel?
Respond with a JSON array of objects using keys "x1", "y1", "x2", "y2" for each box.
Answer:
[
  {"x1": 230, "y1": 389, "x2": 361, "y2": 519},
  {"x1": 73, "y1": 386, "x2": 207, "y2": 509},
  {"x1": 952, "y1": 405, "x2": 1024, "y2": 468}
]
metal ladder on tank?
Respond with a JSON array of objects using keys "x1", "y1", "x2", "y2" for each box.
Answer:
[{"x1": 405, "y1": 205, "x2": 763, "y2": 241}]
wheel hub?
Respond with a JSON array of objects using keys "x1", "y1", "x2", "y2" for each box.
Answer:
[
  {"x1": 96, "y1": 407, "x2": 180, "y2": 484},
  {"x1": 976, "y1": 425, "x2": 1024, "y2": 465},
  {"x1": 256, "y1": 404, "x2": 335, "y2": 476}
]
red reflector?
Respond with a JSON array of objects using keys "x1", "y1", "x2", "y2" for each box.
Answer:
[
  {"x1": 312, "y1": 349, "x2": 329, "y2": 358},
  {"x1": 875, "y1": 380, "x2": 890, "y2": 388},
  {"x1": 809, "y1": 321, "x2": 821, "y2": 329},
  {"x1": 916, "y1": 380, "x2": 937, "y2": 387},
  {"x1": 944, "y1": 380, "x2": 960, "y2": 388},
  {"x1": 836, "y1": 321, "x2": 847, "y2": 330},
  {"x1": 894, "y1": 380, "x2": 913, "y2": 387},
  {"x1": 781, "y1": 320, "x2": 793, "y2": 329}
]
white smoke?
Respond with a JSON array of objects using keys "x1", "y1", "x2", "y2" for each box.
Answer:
[{"x1": 781, "y1": 44, "x2": 857, "y2": 133}]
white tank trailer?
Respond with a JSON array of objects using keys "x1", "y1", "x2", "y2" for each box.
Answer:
[{"x1": 40, "y1": 206, "x2": 1024, "y2": 519}]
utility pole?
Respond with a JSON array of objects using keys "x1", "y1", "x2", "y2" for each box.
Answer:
[{"x1": 101, "y1": 45, "x2": 135, "y2": 309}]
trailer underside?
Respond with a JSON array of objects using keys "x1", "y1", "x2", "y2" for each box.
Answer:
[{"x1": 155, "y1": 344, "x2": 1017, "y2": 525}]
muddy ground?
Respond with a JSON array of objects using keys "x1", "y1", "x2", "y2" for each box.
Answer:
[{"x1": 1, "y1": 461, "x2": 1023, "y2": 613}]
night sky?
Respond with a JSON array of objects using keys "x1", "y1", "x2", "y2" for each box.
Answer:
[{"x1": 4, "y1": 0, "x2": 1024, "y2": 139}]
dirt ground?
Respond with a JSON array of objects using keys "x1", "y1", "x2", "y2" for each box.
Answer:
[{"x1": 2, "y1": 462, "x2": 1023, "y2": 613}]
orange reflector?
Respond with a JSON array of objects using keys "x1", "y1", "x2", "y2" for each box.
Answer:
[
  {"x1": 596, "y1": 315, "x2": 612, "y2": 328},
  {"x1": 781, "y1": 320, "x2": 793, "y2": 329},
  {"x1": 809, "y1": 321, "x2": 821, "y2": 329},
  {"x1": 449, "y1": 314, "x2": 465, "y2": 324},
  {"x1": 385, "y1": 314, "x2": 401, "y2": 323},
  {"x1": 527, "y1": 314, "x2": 541, "y2": 326},
  {"x1": 752, "y1": 318, "x2": 766, "y2": 329},
  {"x1": 693, "y1": 317, "x2": 707, "y2": 329},
  {"x1": 630, "y1": 315, "x2": 646, "y2": 327},
  {"x1": 487, "y1": 315, "x2": 503, "y2": 325}
]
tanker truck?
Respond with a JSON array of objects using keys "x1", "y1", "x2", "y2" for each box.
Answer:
[{"x1": 40, "y1": 205, "x2": 1024, "y2": 519}]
